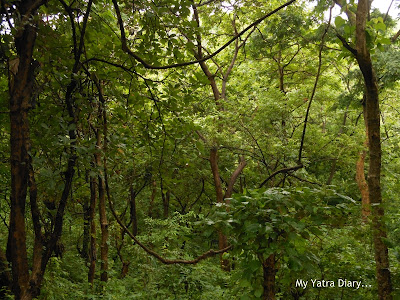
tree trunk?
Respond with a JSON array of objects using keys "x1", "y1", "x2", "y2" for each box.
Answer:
[
  {"x1": 81, "y1": 193, "x2": 90, "y2": 260},
  {"x1": 98, "y1": 173, "x2": 108, "y2": 282},
  {"x1": 129, "y1": 185, "x2": 138, "y2": 236},
  {"x1": 7, "y1": 2, "x2": 40, "y2": 298},
  {"x1": 88, "y1": 176, "x2": 97, "y2": 285},
  {"x1": 262, "y1": 254, "x2": 276, "y2": 300},
  {"x1": 162, "y1": 190, "x2": 170, "y2": 219},
  {"x1": 115, "y1": 235, "x2": 130, "y2": 279},
  {"x1": 355, "y1": 100, "x2": 370, "y2": 221},
  {"x1": 209, "y1": 148, "x2": 230, "y2": 271},
  {"x1": 92, "y1": 78, "x2": 109, "y2": 283},
  {"x1": 94, "y1": 113, "x2": 108, "y2": 283},
  {"x1": 148, "y1": 180, "x2": 157, "y2": 218},
  {"x1": 356, "y1": 148, "x2": 370, "y2": 221},
  {"x1": 0, "y1": 248, "x2": 12, "y2": 298},
  {"x1": 354, "y1": 1, "x2": 392, "y2": 298}
]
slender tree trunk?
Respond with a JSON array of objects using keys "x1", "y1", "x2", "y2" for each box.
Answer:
[
  {"x1": 98, "y1": 173, "x2": 108, "y2": 282},
  {"x1": 91, "y1": 77, "x2": 110, "y2": 283},
  {"x1": 115, "y1": 234, "x2": 130, "y2": 278},
  {"x1": 148, "y1": 180, "x2": 157, "y2": 218},
  {"x1": 354, "y1": 1, "x2": 392, "y2": 298},
  {"x1": 356, "y1": 101, "x2": 370, "y2": 221},
  {"x1": 8, "y1": 107, "x2": 31, "y2": 299},
  {"x1": 162, "y1": 190, "x2": 170, "y2": 219},
  {"x1": 129, "y1": 185, "x2": 138, "y2": 236},
  {"x1": 209, "y1": 148, "x2": 230, "y2": 271},
  {"x1": 94, "y1": 101, "x2": 109, "y2": 283},
  {"x1": 81, "y1": 193, "x2": 90, "y2": 260},
  {"x1": 356, "y1": 148, "x2": 370, "y2": 221},
  {"x1": 88, "y1": 176, "x2": 97, "y2": 285}
]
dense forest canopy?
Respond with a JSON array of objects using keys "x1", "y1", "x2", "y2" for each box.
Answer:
[{"x1": 1, "y1": 0, "x2": 400, "y2": 299}]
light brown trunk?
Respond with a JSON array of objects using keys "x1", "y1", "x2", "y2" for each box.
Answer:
[
  {"x1": 356, "y1": 149, "x2": 370, "y2": 221},
  {"x1": 354, "y1": 1, "x2": 392, "y2": 298},
  {"x1": 88, "y1": 176, "x2": 97, "y2": 285},
  {"x1": 210, "y1": 148, "x2": 231, "y2": 270},
  {"x1": 81, "y1": 191, "x2": 90, "y2": 260}
]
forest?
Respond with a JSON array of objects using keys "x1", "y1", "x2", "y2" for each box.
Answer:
[{"x1": 1, "y1": 0, "x2": 400, "y2": 299}]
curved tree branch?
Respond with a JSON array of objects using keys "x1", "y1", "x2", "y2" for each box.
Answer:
[
  {"x1": 259, "y1": 164, "x2": 303, "y2": 188},
  {"x1": 298, "y1": 5, "x2": 332, "y2": 163},
  {"x1": 225, "y1": 157, "x2": 247, "y2": 198},
  {"x1": 107, "y1": 186, "x2": 232, "y2": 264},
  {"x1": 111, "y1": 0, "x2": 296, "y2": 69}
]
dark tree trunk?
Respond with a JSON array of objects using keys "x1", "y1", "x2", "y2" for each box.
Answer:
[
  {"x1": 129, "y1": 185, "x2": 138, "y2": 236},
  {"x1": 6, "y1": 1, "x2": 91, "y2": 298},
  {"x1": 0, "y1": 248, "x2": 12, "y2": 297},
  {"x1": 115, "y1": 234, "x2": 130, "y2": 279},
  {"x1": 162, "y1": 190, "x2": 170, "y2": 219},
  {"x1": 94, "y1": 106, "x2": 109, "y2": 283},
  {"x1": 262, "y1": 254, "x2": 276, "y2": 300},
  {"x1": 7, "y1": 2, "x2": 40, "y2": 298},
  {"x1": 120, "y1": 262, "x2": 130, "y2": 278},
  {"x1": 148, "y1": 180, "x2": 157, "y2": 218},
  {"x1": 98, "y1": 173, "x2": 108, "y2": 282}
]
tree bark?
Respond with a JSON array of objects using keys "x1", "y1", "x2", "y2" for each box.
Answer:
[
  {"x1": 209, "y1": 148, "x2": 230, "y2": 270},
  {"x1": 262, "y1": 254, "x2": 276, "y2": 300},
  {"x1": 88, "y1": 175, "x2": 97, "y2": 285},
  {"x1": 7, "y1": 2, "x2": 41, "y2": 298},
  {"x1": 356, "y1": 149, "x2": 370, "y2": 220},
  {"x1": 98, "y1": 173, "x2": 108, "y2": 282},
  {"x1": 0, "y1": 248, "x2": 12, "y2": 298},
  {"x1": 148, "y1": 180, "x2": 157, "y2": 218},
  {"x1": 162, "y1": 190, "x2": 170, "y2": 219},
  {"x1": 94, "y1": 104, "x2": 109, "y2": 283},
  {"x1": 81, "y1": 193, "x2": 90, "y2": 261},
  {"x1": 354, "y1": 1, "x2": 392, "y2": 298},
  {"x1": 129, "y1": 185, "x2": 138, "y2": 236},
  {"x1": 335, "y1": 0, "x2": 392, "y2": 297}
]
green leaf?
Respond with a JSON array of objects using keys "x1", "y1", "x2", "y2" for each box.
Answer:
[
  {"x1": 254, "y1": 287, "x2": 263, "y2": 298},
  {"x1": 335, "y1": 16, "x2": 346, "y2": 28},
  {"x1": 374, "y1": 22, "x2": 386, "y2": 31},
  {"x1": 379, "y1": 37, "x2": 391, "y2": 45}
]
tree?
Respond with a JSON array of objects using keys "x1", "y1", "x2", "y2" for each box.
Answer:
[{"x1": 334, "y1": 0, "x2": 393, "y2": 298}]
